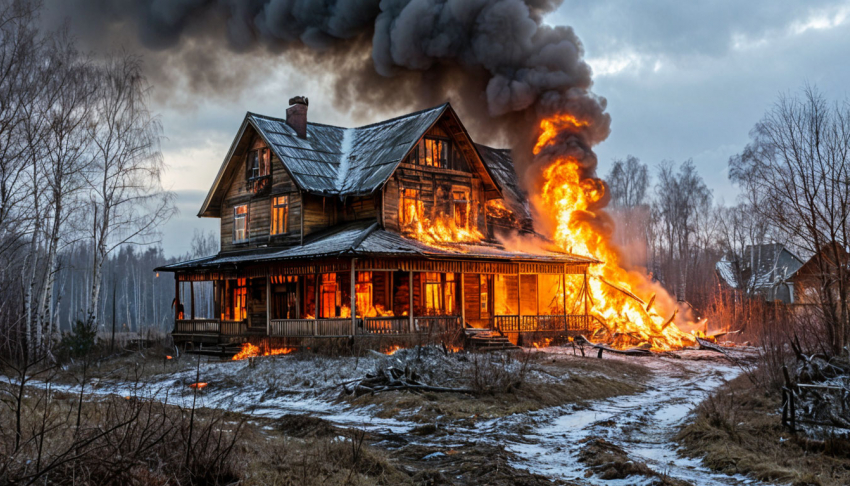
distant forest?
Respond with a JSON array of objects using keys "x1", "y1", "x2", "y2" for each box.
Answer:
[{"x1": 53, "y1": 230, "x2": 218, "y2": 336}]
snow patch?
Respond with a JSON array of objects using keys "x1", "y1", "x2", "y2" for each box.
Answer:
[{"x1": 335, "y1": 128, "x2": 355, "y2": 191}]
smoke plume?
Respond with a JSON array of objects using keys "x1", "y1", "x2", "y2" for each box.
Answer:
[{"x1": 45, "y1": 0, "x2": 609, "y2": 170}]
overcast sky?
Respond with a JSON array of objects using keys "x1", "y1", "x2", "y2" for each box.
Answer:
[{"x1": 44, "y1": 1, "x2": 850, "y2": 256}]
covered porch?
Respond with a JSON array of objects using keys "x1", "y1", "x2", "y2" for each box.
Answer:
[{"x1": 159, "y1": 222, "x2": 598, "y2": 345}]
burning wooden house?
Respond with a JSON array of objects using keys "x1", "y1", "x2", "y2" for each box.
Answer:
[{"x1": 157, "y1": 97, "x2": 599, "y2": 348}]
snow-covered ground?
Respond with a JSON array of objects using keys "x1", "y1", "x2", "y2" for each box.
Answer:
[
  {"x1": 8, "y1": 346, "x2": 765, "y2": 485},
  {"x1": 503, "y1": 349, "x2": 762, "y2": 485}
]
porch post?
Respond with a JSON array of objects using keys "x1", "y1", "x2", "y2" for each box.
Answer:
[
  {"x1": 408, "y1": 270, "x2": 414, "y2": 333},
  {"x1": 190, "y1": 280, "x2": 195, "y2": 320},
  {"x1": 350, "y1": 258, "x2": 356, "y2": 336},
  {"x1": 562, "y1": 265, "x2": 568, "y2": 330},
  {"x1": 314, "y1": 271, "x2": 320, "y2": 337},
  {"x1": 460, "y1": 273, "x2": 466, "y2": 327},
  {"x1": 517, "y1": 267, "x2": 522, "y2": 324},
  {"x1": 266, "y1": 273, "x2": 271, "y2": 336},
  {"x1": 174, "y1": 276, "x2": 180, "y2": 322},
  {"x1": 213, "y1": 280, "x2": 221, "y2": 320}
]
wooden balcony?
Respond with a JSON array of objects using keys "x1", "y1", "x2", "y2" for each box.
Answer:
[{"x1": 493, "y1": 314, "x2": 593, "y2": 333}]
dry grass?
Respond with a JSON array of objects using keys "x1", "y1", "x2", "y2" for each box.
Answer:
[
  {"x1": 676, "y1": 374, "x2": 850, "y2": 486},
  {"x1": 348, "y1": 350, "x2": 650, "y2": 423},
  {"x1": 578, "y1": 437, "x2": 693, "y2": 485}
]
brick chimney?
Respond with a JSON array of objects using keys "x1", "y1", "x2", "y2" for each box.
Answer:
[{"x1": 286, "y1": 96, "x2": 308, "y2": 139}]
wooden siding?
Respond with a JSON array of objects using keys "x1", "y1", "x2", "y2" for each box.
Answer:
[{"x1": 220, "y1": 133, "x2": 302, "y2": 251}]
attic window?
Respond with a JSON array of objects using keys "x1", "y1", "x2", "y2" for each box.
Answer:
[
  {"x1": 423, "y1": 138, "x2": 448, "y2": 168},
  {"x1": 248, "y1": 148, "x2": 271, "y2": 179},
  {"x1": 406, "y1": 137, "x2": 467, "y2": 171}
]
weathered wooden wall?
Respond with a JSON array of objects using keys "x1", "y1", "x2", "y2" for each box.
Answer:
[{"x1": 220, "y1": 132, "x2": 303, "y2": 251}]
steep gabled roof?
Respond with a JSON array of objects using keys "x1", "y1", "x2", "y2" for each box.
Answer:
[
  {"x1": 476, "y1": 144, "x2": 533, "y2": 227},
  {"x1": 199, "y1": 103, "x2": 504, "y2": 217}
]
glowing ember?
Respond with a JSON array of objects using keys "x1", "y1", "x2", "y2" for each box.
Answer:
[
  {"x1": 534, "y1": 114, "x2": 697, "y2": 351},
  {"x1": 531, "y1": 338, "x2": 553, "y2": 349},
  {"x1": 188, "y1": 382, "x2": 208, "y2": 389},
  {"x1": 383, "y1": 345, "x2": 402, "y2": 355},
  {"x1": 232, "y1": 343, "x2": 296, "y2": 360},
  {"x1": 166, "y1": 355, "x2": 172, "y2": 360}
]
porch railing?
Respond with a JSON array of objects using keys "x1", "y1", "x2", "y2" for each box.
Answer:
[
  {"x1": 174, "y1": 318, "x2": 247, "y2": 336},
  {"x1": 493, "y1": 314, "x2": 592, "y2": 333},
  {"x1": 269, "y1": 318, "x2": 353, "y2": 337},
  {"x1": 415, "y1": 315, "x2": 462, "y2": 333},
  {"x1": 361, "y1": 317, "x2": 410, "y2": 334},
  {"x1": 220, "y1": 320, "x2": 247, "y2": 336},
  {"x1": 174, "y1": 319, "x2": 221, "y2": 334}
]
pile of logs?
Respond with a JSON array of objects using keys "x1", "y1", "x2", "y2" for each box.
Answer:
[{"x1": 340, "y1": 366, "x2": 474, "y2": 397}]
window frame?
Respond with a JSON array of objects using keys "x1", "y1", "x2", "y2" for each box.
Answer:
[
  {"x1": 233, "y1": 204, "x2": 249, "y2": 243},
  {"x1": 452, "y1": 187, "x2": 470, "y2": 229},
  {"x1": 400, "y1": 185, "x2": 421, "y2": 228},
  {"x1": 271, "y1": 195, "x2": 289, "y2": 235},
  {"x1": 247, "y1": 147, "x2": 271, "y2": 180}
]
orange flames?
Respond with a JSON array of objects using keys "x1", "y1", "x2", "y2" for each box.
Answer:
[
  {"x1": 232, "y1": 343, "x2": 296, "y2": 360},
  {"x1": 403, "y1": 200, "x2": 484, "y2": 245},
  {"x1": 383, "y1": 345, "x2": 402, "y2": 355},
  {"x1": 534, "y1": 114, "x2": 697, "y2": 351}
]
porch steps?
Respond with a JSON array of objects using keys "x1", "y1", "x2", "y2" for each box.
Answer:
[{"x1": 463, "y1": 328, "x2": 521, "y2": 352}]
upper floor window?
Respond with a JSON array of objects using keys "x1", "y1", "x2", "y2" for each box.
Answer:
[
  {"x1": 271, "y1": 195, "x2": 289, "y2": 235},
  {"x1": 401, "y1": 187, "x2": 421, "y2": 227},
  {"x1": 234, "y1": 204, "x2": 248, "y2": 242},
  {"x1": 452, "y1": 188, "x2": 469, "y2": 229}
]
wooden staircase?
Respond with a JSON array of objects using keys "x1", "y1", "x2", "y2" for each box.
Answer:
[{"x1": 463, "y1": 328, "x2": 521, "y2": 352}]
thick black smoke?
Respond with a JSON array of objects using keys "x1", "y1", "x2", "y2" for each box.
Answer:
[{"x1": 47, "y1": 0, "x2": 609, "y2": 179}]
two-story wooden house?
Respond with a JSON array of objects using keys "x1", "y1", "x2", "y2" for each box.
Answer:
[{"x1": 157, "y1": 97, "x2": 597, "y2": 347}]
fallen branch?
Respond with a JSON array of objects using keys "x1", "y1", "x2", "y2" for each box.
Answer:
[{"x1": 575, "y1": 336, "x2": 652, "y2": 358}]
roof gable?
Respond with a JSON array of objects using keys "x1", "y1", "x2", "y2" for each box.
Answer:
[{"x1": 199, "y1": 102, "x2": 504, "y2": 217}]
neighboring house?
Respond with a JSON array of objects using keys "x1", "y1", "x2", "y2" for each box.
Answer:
[
  {"x1": 715, "y1": 243, "x2": 804, "y2": 304},
  {"x1": 787, "y1": 243, "x2": 850, "y2": 305},
  {"x1": 156, "y1": 98, "x2": 597, "y2": 347}
]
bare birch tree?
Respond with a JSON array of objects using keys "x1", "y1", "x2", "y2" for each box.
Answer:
[
  {"x1": 730, "y1": 85, "x2": 850, "y2": 355},
  {"x1": 85, "y1": 53, "x2": 175, "y2": 329}
]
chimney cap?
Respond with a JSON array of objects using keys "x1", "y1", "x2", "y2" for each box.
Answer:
[{"x1": 289, "y1": 96, "x2": 308, "y2": 106}]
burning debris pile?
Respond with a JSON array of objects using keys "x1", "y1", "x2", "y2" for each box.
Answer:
[
  {"x1": 533, "y1": 113, "x2": 699, "y2": 351},
  {"x1": 232, "y1": 343, "x2": 295, "y2": 360}
]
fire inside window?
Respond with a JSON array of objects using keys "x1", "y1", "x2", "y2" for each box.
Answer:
[
  {"x1": 423, "y1": 138, "x2": 448, "y2": 168},
  {"x1": 401, "y1": 187, "x2": 421, "y2": 227},
  {"x1": 453, "y1": 190, "x2": 469, "y2": 228},
  {"x1": 480, "y1": 274, "x2": 489, "y2": 314},
  {"x1": 320, "y1": 273, "x2": 338, "y2": 318},
  {"x1": 407, "y1": 138, "x2": 455, "y2": 170},
  {"x1": 233, "y1": 204, "x2": 248, "y2": 242},
  {"x1": 233, "y1": 278, "x2": 247, "y2": 321},
  {"x1": 355, "y1": 272, "x2": 373, "y2": 317},
  {"x1": 271, "y1": 195, "x2": 289, "y2": 234},
  {"x1": 424, "y1": 272, "x2": 457, "y2": 315}
]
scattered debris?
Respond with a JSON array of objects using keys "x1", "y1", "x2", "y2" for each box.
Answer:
[{"x1": 340, "y1": 365, "x2": 474, "y2": 396}]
